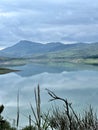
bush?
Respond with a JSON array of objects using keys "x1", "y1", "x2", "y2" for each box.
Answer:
[{"x1": 22, "y1": 126, "x2": 36, "y2": 130}]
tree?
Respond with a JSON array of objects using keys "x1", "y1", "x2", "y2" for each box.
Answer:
[
  {"x1": 0, "y1": 119, "x2": 16, "y2": 130},
  {"x1": 0, "y1": 104, "x2": 16, "y2": 130},
  {"x1": 0, "y1": 105, "x2": 4, "y2": 114}
]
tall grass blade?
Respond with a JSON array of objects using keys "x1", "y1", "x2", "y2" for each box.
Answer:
[
  {"x1": 30, "y1": 103, "x2": 38, "y2": 125},
  {"x1": 16, "y1": 89, "x2": 20, "y2": 128}
]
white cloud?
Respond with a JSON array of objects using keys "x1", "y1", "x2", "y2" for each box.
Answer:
[{"x1": 0, "y1": 0, "x2": 98, "y2": 47}]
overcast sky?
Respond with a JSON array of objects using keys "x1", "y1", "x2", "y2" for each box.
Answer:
[{"x1": 0, "y1": 0, "x2": 98, "y2": 48}]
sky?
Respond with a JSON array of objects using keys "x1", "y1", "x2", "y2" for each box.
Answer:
[{"x1": 0, "y1": 0, "x2": 98, "y2": 48}]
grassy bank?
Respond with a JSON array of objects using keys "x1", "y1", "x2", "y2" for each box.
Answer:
[{"x1": 0, "y1": 68, "x2": 18, "y2": 74}]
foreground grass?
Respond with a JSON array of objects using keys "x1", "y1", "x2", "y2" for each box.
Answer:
[
  {"x1": 0, "y1": 86, "x2": 98, "y2": 130},
  {"x1": 22, "y1": 86, "x2": 98, "y2": 130}
]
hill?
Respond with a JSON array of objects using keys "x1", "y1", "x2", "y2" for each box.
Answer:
[
  {"x1": 0, "y1": 40, "x2": 98, "y2": 66},
  {"x1": 0, "y1": 40, "x2": 71, "y2": 58},
  {"x1": 30, "y1": 42, "x2": 98, "y2": 65}
]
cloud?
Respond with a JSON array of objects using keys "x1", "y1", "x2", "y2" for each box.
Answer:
[
  {"x1": 0, "y1": 0, "x2": 98, "y2": 47},
  {"x1": 61, "y1": 24, "x2": 98, "y2": 42}
]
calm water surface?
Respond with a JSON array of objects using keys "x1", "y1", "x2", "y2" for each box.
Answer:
[{"x1": 0, "y1": 63, "x2": 98, "y2": 128}]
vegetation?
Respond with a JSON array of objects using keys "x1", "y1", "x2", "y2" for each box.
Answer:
[
  {"x1": 21, "y1": 86, "x2": 98, "y2": 130},
  {"x1": 0, "y1": 105, "x2": 16, "y2": 130},
  {"x1": 0, "y1": 58, "x2": 28, "y2": 67},
  {"x1": 22, "y1": 126, "x2": 36, "y2": 130},
  {"x1": 46, "y1": 89, "x2": 98, "y2": 130},
  {"x1": 1, "y1": 86, "x2": 98, "y2": 130},
  {"x1": 0, "y1": 68, "x2": 18, "y2": 74}
]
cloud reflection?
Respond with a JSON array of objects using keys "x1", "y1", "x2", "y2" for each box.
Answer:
[{"x1": 0, "y1": 70, "x2": 98, "y2": 127}]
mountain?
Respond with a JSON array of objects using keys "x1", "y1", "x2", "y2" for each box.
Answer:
[
  {"x1": 46, "y1": 42, "x2": 98, "y2": 59},
  {"x1": 0, "y1": 40, "x2": 98, "y2": 66},
  {"x1": 0, "y1": 40, "x2": 43, "y2": 57},
  {"x1": 0, "y1": 40, "x2": 71, "y2": 58},
  {"x1": 42, "y1": 42, "x2": 98, "y2": 66},
  {"x1": 0, "y1": 40, "x2": 98, "y2": 61}
]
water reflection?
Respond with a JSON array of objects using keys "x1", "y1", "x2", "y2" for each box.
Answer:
[
  {"x1": 0, "y1": 63, "x2": 98, "y2": 127},
  {"x1": 8, "y1": 62, "x2": 98, "y2": 77}
]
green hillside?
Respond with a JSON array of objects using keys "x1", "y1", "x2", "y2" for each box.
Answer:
[
  {"x1": 30, "y1": 43, "x2": 98, "y2": 66},
  {"x1": 0, "y1": 42, "x2": 98, "y2": 66}
]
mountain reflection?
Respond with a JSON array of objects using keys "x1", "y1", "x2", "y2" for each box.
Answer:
[{"x1": 8, "y1": 62, "x2": 98, "y2": 77}]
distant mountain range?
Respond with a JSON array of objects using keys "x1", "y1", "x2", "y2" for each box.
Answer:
[
  {"x1": 0, "y1": 40, "x2": 98, "y2": 59},
  {"x1": 0, "y1": 40, "x2": 71, "y2": 58}
]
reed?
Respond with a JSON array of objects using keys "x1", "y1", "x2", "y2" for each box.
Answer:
[
  {"x1": 46, "y1": 89, "x2": 98, "y2": 130},
  {"x1": 30, "y1": 85, "x2": 41, "y2": 130},
  {"x1": 1, "y1": 86, "x2": 98, "y2": 130}
]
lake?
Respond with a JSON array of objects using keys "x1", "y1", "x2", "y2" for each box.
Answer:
[{"x1": 0, "y1": 62, "x2": 98, "y2": 128}]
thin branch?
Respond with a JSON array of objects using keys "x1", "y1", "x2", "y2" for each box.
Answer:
[
  {"x1": 46, "y1": 89, "x2": 82, "y2": 130},
  {"x1": 30, "y1": 103, "x2": 38, "y2": 125}
]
